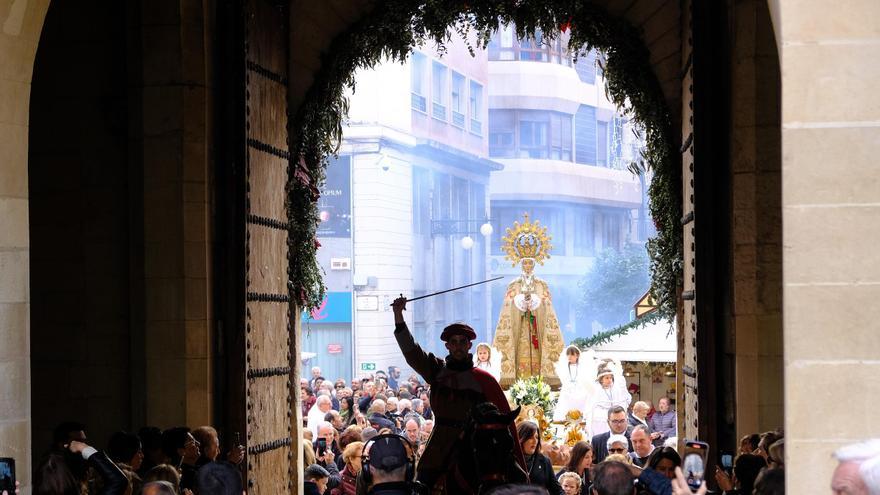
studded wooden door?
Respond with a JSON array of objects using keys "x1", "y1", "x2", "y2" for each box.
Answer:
[{"x1": 243, "y1": 0, "x2": 295, "y2": 492}]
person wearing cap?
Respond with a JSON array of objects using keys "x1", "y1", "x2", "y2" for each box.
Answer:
[
  {"x1": 362, "y1": 434, "x2": 417, "y2": 494},
  {"x1": 304, "y1": 463, "x2": 331, "y2": 495},
  {"x1": 391, "y1": 296, "x2": 526, "y2": 492}
]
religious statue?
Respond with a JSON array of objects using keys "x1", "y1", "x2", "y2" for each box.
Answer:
[{"x1": 493, "y1": 214, "x2": 564, "y2": 389}]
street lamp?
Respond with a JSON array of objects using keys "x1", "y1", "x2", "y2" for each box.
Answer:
[
  {"x1": 461, "y1": 235, "x2": 475, "y2": 250},
  {"x1": 479, "y1": 222, "x2": 493, "y2": 237}
]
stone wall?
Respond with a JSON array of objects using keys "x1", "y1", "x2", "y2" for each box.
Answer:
[
  {"x1": 770, "y1": 0, "x2": 880, "y2": 491},
  {"x1": 0, "y1": 0, "x2": 50, "y2": 490},
  {"x1": 729, "y1": 0, "x2": 784, "y2": 437}
]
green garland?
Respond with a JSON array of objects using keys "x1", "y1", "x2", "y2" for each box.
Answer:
[
  {"x1": 289, "y1": 1, "x2": 683, "y2": 315},
  {"x1": 570, "y1": 311, "x2": 665, "y2": 348}
]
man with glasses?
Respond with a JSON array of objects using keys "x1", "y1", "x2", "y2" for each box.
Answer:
[
  {"x1": 391, "y1": 295, "x2": 524, "y2": 492},
  {"x1": 592, "y1": 406, "x2": 633, "y2": 463}
]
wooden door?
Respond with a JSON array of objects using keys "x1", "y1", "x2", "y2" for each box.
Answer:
[{"x1": 243, "y1": 0, "x2": 296, "y2": 492}]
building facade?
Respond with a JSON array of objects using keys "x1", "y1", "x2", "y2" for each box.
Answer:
[{"x1": 486, "y1": 27, "x2": 652, "y2": 340}]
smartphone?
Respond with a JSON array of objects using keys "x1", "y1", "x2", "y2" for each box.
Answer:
[
  {"x1": 0, "y1": 457, "x2": 15, "y2": 493},
  {"x1": 720, "y1": 451, "x2": 734, "y2": 474},
  {"x1": 316, "y1": 437, "x2": 327, "y2": 456},
  {"x1": 682, "y1": 440, "x2": 709, "y2": 491}
]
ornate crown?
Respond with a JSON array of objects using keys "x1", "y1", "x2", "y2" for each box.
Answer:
[{"x1": 501, "y1": 213, "x2": 553, "y2": 266}]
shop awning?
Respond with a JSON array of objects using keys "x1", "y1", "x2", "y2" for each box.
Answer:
[{"x1": 592, "y1": 318, "x2": 677, "y2": 362}]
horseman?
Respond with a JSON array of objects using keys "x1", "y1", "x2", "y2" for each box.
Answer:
[{"x1": 391, "y1": 296, "x2": 526, "y2": 493}]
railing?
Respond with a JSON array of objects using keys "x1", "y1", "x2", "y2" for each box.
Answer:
[
  {"x1": 470, "y1": 119, "x2": 482, "y2": 135},
  {"x1": 432, "y1": 102, "x2": 446, "y2": 120},
  {"x1": 411, "y1": 93, "x2": 427, "y2": 112},
  {"x1": 452, "y1": 111, "x2": 465, "y2": 128}
]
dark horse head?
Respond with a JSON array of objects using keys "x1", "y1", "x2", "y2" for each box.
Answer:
[{"x1": 446, "y1": 402, "x2": 527, "y2": 494}]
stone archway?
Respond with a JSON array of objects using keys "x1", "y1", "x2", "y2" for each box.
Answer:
[{"x1": 0, "y1": 0, "x2": 50, "y2": 486}]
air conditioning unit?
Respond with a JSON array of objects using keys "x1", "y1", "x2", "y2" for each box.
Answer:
[{"x1": 330, "y1": 258, "x2": 351, "y2": 270}]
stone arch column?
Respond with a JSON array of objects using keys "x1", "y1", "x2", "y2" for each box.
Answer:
[
  {"x1": 0, "y1": 0, "x2": 50, "y2": 488},
  {"x1": 770, "y1": 0, "x2": 880, "y2": 491}
]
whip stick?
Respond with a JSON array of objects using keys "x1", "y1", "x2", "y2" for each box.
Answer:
[{"x1": 389, "y1": 276, "x2": 505, "y2": 305}]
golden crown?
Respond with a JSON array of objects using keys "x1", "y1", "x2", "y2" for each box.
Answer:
[{"x1": 501, "y1": 213, "x2": 553, "y2": 266}]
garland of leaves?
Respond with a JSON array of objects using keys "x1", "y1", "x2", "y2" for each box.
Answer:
[
  {"x1": 289, "y1": 0, "x2": 683, "y2": 314},
  {"x1": 570, "y1": 311, "x2": 665, "y2": 348}
]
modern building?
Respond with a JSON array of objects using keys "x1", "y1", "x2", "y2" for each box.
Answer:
[
  {"x1": 303, "y1": 38, "x2": 498, "y2": 379},
  {"x1": 486, "y1": 26, "x2": 652, "y2": 340}
]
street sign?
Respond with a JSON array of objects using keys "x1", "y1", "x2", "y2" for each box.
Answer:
[{"x1": 361, "y1": 362, "x2": 376, "y2": 371}]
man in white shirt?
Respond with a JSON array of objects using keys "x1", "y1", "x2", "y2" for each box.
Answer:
[{"x1": 307, "y1": 395, "x2": 332, "y2": 438}]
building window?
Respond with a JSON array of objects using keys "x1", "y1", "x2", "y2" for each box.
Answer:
[
  {"x1": 432, "y1": 61, "x2": 447, "y2": 121},
  {"x1": 410, "y1": 52, "x2": 427, "y2": 113},
  {"x1": 489, "y1": 109, "x2": 515, "y2": 157},
  {"x1": 451, "y1": 71, "x2": 466, "y2": 128},
  {"x1": 488, "y1": 24, "x2": 571, "y2": 66},
  {"x1": 489, "y1": 109, "x2": 572, "y2": 161},
  {"x1": 469, "y1": 81, "x2": 483, "y2": 135},
  {"x1": 573, "y1": 207, "x2": 595, "y2": 256},
  {"x1": 597, "y1": 120, "x2": 609, "y2": 167}
]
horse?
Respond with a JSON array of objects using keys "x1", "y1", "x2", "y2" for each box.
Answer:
[{"x1": 439, "y1": 401, "x2": 528, "y2": 494}]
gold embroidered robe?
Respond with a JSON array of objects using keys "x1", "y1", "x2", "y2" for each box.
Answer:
[{"x1": 493, "y1": 276, "x2": 564, "y2": 389}]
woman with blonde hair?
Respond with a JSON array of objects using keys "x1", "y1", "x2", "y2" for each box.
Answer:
[{"x1": 331, "y1": 441, "x2": 364, "y2": 495}]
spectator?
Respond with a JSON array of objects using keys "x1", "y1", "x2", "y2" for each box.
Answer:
[
  {"x1": 411, "y1": 399, "x2": 424, "y2": 417},
  {"x1": 591, "y1": 460, "x2": 635, "y2": 495},
  {"x1": 335, "y1": 379, "x2": 347, "y2": 391},
  {"x1": 363, "y1": 435, "x2": 415, "y2": 494},
  {"x1": 315, "y1": 422, "x2": 343, "y2": 489},
  {"x1": 361, "y1": 427, "x2": 379, "y2": 443},
  {"x1": 388, "y1": 366, "x2": 401, "y2": 390},
  {"x1": 310, "y1": 366, "x2": 322, "y2": 389},
  {"x1": 192, "y1": 426, "x2": 245, "y2": 467},
  {"x1": 485, "y1": 486, "x2": 548, "y2": 495},
  {"x1": 714, "y1": 453, "x2": 766, "y2": 494},
  {"x1": 398, "y1": 399, "x2": 412, "y2": 417},
  {"x1": 338, "y1": 396, "x2": 356, "y2": 426},
  {"x1": 518, "y1": 421, "x2": 562, "y2": 495},
  {"x1": 320, "y1": 382, "x2": 340, "y2": 410},
  {"x1": 559, "y1": 471, "x2": 582, "y2": 495},
  {"x1": 107, "y1": 431, "x2": 144, "y2": 493},
  {"x1": 305, "y1": 464, "x2": 330, "y2": 495},
  {"x1": 629, "y1": 425, "x2": 654, "y2": 467},
  {"x1": 138, "y1": 427, "x2": 166, "y2": 476},
  {"x1": 418, "y1": 392, "x2": 433, "y2": 420},
  {"x1": 309, "y1": 395, "x2": 334, "y2": 437},
  {"x1": 767, "y1": 438, "x2": 784, "y2": 469},
  {"x1": 756, "y1": 430, "x2": 783, "y2": 462},
  {"x1": 358, "y1": 381, "x2": 377, "y2": 414},
  {"x1": 52, "y1": 422, "x2": 87, "y2": 452},
  {"x1": 739, "y1": 434, "x2": 760, "y2": 455},
  {"x1": 303, "y1": 387, "x2": 317, "y2": 421},
  {"x1": 420, "y1": 420, "x2": 433, "y2": 441},
  {"x1": 592, "y1": 406, "x2": 633, "y2": 463},
  {"x1": 556, "y1": 440, "x2": 593, "y2": 494},
  {"x1": 326, "y1": 410, "x2": 345, "y2": 432},
  {"x1": 753, "y1": 467, "x2": 784, "y2": 495},
  {"x1": 143, "y1": 464, "x2": 182, "y2": 490},
  {"x1": 195, "y1": 461, "x2": 242, "y2": 495},
  {"x1": 645, "y1": 446, "x2": 681, "y2": 480},
  {"x1": 161, "y1": 427, "x2": 200, "y2": 491},
  {"x1": 628, "y1": 402, "x2": 651, "y2": 431},
  {"x1": 649, "y1": 397, "x2": 676, "y2": 447},
  {"x1": 34, "y1": 440, "x2": 128, "y2": 495},
  {"x1": 331, "y1": 441, "x2": 364, "y2": 495},
  {"x1": 141, "y1": 480, "x2": 176, "y2": 495},
  {"x1": 403, "y1": 417, "x2": 421, "y2": 448},
  {"x1": 386, "y1": 397, "x2": 399, "y2": 415},
  {"x1": 831, "y1": 439, "x2": 880, "y2": 495}
]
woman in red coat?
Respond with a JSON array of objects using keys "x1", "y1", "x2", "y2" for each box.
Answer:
[{"x1": 330, "y1": 441, "x2": 363, "y2": 495}]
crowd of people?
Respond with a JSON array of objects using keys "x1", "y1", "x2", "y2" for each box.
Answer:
[
  {"x1": 22, "y1": 421, "x2": 245, "y2": 495},
  {"x1": 301, "y1": 360, "x2": 789, "y2": 495}
]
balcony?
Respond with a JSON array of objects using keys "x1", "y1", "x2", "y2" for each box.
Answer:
[
  {"x1": 411, "y1": 93, "x2": 427, "y2": 113},
  {"x1": 432, "y1": 102, "x2": 446, "y2": 121}
]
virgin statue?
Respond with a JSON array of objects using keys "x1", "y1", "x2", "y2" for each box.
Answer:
[{"x1": 493, "y1": 214, "x2": 564, "y2": 389}]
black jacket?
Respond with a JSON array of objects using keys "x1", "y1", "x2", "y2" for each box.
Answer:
[
  {"x1": 368, "y1": 481, "x2": 415, "y2": 494},
  {"x1": 525, "y1": 454, "x2": 562, "y2": 495},
  {"x1": 591, "y1": 429, "x2": 633, "y2": 464},
  {"x1": 305, "y1": 481, "x2": 324, "y2": 495},
  {"x1": 87, "y1": 451, "x2": 129, "y2": 495}
]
